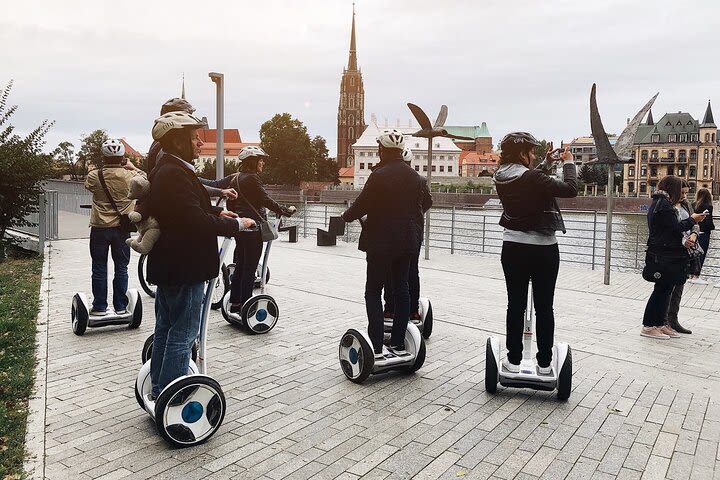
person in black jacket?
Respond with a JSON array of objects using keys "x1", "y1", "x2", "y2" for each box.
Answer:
[
  {"x1": 493, "y1": 132, "x2": 577, "y2": 375},
  {"x1": 689, "y1": 187, "x2": 715, "y2": 285},
  {"x1": 223, "y1": 146, "x2": 294, "y2": 313},
  {"x1": 342, "y1": 129, "x2": 431, "y2": 359},
  {"x1": 642, "y1": 175, "x2": 706, "y2": 339},
  {"x1": 146, "y1": 111, "x2": 255, "y2": 399}
]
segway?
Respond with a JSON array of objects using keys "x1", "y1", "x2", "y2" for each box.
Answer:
[
  {"x1": 71, "y1": 290, "x2": 142, "y2": 336},
  {"x1": 339, "y1": 322, "x2": 426, "y2": 384},
  {"x1": 384, "y1": 298, "x2": 433, "y2": 339},
  {"x1": 485, "y1": 281, "x2": 572, "y2": 400},
  {"x1": 134, "y1": 235, "x2": 234, "y2": 448},
  {"x1": 221, "y1": 208, "x2": 295, "y2": 333}
]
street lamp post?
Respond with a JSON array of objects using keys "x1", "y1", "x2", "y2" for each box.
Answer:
[{"x1": 209, "y1": 72, "x2": 224, "y2": 180}]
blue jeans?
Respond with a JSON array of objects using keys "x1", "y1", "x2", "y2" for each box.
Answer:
[
  {"x1": 89, "y1": 227, "x2": 130, "y2": 312},
  {"x1": 151, "y1": 282, "x2": 205, "y2": 397}
]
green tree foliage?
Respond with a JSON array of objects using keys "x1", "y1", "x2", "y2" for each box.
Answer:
[
  {"x1": 533, "y1": 139, "x2": 551, "y2": 168},
  {"x1": 197, "y1": 158, "x2": 240, "y2": 181},
  {"x1": 52, "y1": 141, "x2": 77, "y2": 179},
  {"x1": 579, "y1": 164, "x2": 609, "y2": 187},
  {"x1": 311, "y1": 136, "x2": 339, "y2": 184},
  {"x1": 76, "y1": 129, "x2": 108, "y2": 175},
  {"x1": 259, "y1": 113, "x2": 321, "y2": 185},
  {"x1": 0, "y1": 81, "x2": 54, "y2": 258}
]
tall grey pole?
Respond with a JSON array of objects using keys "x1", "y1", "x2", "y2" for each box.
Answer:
[
  {"x1": 424, "y1": 140, "x2": 433, "y2": 260},
  {"x1": 604, "y1": 167, "x2": 615, "y2": 285},
  {"x1": 209, "y1": 72, "x2": 224, "y2": 180}
]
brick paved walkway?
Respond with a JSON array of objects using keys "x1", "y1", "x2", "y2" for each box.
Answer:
[{"x1": 25, "y1": 218, "x2": 720, "y2": 479}]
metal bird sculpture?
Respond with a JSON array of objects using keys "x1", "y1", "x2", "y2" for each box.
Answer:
[
  {"x1": 406, "y1": 103, "x2": 473, "y2": 260},
  {"x1": 587, "y1": 83, "x2": 658, "y2": 285}
]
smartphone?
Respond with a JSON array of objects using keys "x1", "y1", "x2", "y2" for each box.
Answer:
[{"x1": 703, "y1": 209, "x2": 710, "y2": 215}]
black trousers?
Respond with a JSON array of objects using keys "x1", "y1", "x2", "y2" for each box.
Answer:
[
  {"x1": 229, "y1": 230, "x2": 263, "y2": 306},
  {"x1": 383, "y1": 252, "x2": 420, "y2": 314},
  {"x1": 500, "y1": 241, "x2": 559, "y2": 368},
  {"x1": 643, "y1": 280, "x2": 675, "y2": 327},
  {"x1": 365, "y1": 252, "x2": 411, "y2": 354}
]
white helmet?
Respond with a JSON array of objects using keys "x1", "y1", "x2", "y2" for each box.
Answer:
[
  {"x1": 377, "y1": 129, "x2": 405, "y2": 149},
  {"x1": 101, "y1": 139, "x2": 125, "y2": 157},
  {"x1": 402, "y1": 146, "x2": 413, "y2": 162},
  {"x1": 238, "y1": 145, "x2": 269, "y2": 161},
  {"x1": 152, "y1": 111, "x2": 207, "y2": 141}
]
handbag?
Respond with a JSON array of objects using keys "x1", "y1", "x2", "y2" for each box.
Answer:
[
  {"x1": 642, "y1": 249, "x2": 688, "y2": 285},
  {"x1": 233, "y1": 176, "x2": 278, "y2": 242},
  {"x1": 98, "y1": 166, "x2": 137, "y2": 233}
]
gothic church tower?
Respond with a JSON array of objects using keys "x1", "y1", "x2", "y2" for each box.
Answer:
[{"x1": 337, "y1": 5, "x2": 366, "y2": 168}]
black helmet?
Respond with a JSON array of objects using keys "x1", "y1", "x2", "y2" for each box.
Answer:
[
  {"x1": 160, "y1": 98, "x2": 195, "y2": 115},
  {"x1": 500, "y1": 132, "x2": 540, "y2": 151}
]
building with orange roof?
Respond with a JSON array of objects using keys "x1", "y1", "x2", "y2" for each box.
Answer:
[
  {"x1": 119, "y1": 138, "x2": 143, "y2": 159},
  {"x1": 338, "y1": 166, "x2": 355, "y2": 187},
  {"x1": 459, "y1": 151, "x2": 500, "y2": 177},
  {"x1": 197, "y1": 128, "x2": 242, "y2": 144}
]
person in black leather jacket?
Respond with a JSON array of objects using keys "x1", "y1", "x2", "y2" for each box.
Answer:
[
  {"x1": 223, "y1": 146, "x2": 293, "y2": 313},
  {"x1": 342, "y1": 129, "x2": 431, "y2": 360},
  {"x1": 493, "y1": 132, "x2": 577, "y2": 375}
]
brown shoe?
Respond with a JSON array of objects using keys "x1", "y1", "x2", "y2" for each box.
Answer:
[
  {"x1": 640, "y1": 326, "x2": 670, "y2": 339},
  {"x1": 659, "y1": 325, "x2": 681, "y2": 338}
]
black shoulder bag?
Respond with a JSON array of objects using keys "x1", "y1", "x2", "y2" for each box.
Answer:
[
  {"x1": 233, "y1": 175, "x2": 278, "y2": 242},
  {"x1": 641, "y1": 199, "x2": 688, "y2": 285},
  {"x1": 98, "y1": 166, "x2": 136, "y2": 233}
]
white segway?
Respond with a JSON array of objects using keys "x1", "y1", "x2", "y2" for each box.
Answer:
[
  {"x1": 71, "y1": 290, "x2": 142, "y2": 336},
  {"x1": 134, "y1": 235, "x2": 235, "y2": 448},
  {"x1": 221, "y1": 208, "x2": 295, "y2": 334},
  {"x1": 339, "y1": 322, "x2": 426, "y2": 384},
  {"x1": 384, "y1": 298, "x2": 433, "y2": 339},
  {"x1": 485, "y1": 281, "x2": 572, "y2": 400}
]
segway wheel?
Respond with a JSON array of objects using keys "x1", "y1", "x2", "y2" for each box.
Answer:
[
  {"x1": 485, "y1": 338, "x2": 498, "y2": 394},
  {"x1": 154, "y1": 375, "x2": 226, "y2": 448},
  {"x1": 422, "y1": 301, "x2": 433, "y2": 339},
  {"x1": 242, "y1": 295, "x2": 279, "y2": 334},
  {"x1": 408, "y1": 338, "x2": 426, "y2": 372},
  {"x1": 557, "y1": 347, "x2": 572, "y2": 401},
  {"x1": 138, "y1": 254, "x2": 156, "y2": 298},
  {"x1": 142, "y1": 334, "x2": 198, "y2": 365},
  {"x1": 210, "y1": 264, "x2": 230, "y2": 311},
  {"x1": 339, "y1": 329, "x2": 373, "y2": 384},
  {"x1": 128, "y1": 295, "x2": 142, "y2": 329},
  {"x1": 71, "y1": 294, "x2": 88, "y2": 336}
]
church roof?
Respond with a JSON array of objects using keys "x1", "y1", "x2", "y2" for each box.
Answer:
[
  {"x1": 701, "y1": 100, "x2": 716, "y2": 127},
  {"x1": 634, "y1": 112, "x2": 698, "y2": 143}
]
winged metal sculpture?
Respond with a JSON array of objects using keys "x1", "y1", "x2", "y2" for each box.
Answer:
[
  {"x1": 587, "y1": 84, "x2": 658, "y2": 165},
  {"x1": 587, "y1": 83, "x2": 658, "y2": 286},
  {"x1": 407, "y1": 103, "x2": 474, "y2": 141}
]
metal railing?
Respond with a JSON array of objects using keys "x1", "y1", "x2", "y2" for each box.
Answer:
[{"x1": 6, "y1": 190, "x2": 59, "y2": 253}]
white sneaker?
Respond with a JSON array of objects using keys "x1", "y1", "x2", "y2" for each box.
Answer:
[
  {"x1": 688, "y1": 278, "x2": 709, "y2": 285},
  {"x1": 502, "y1": 359, "x2": 520, "y2": 373},
  {"x1": 89, "y1": 308, "x2": 109, "y2": 316},
  {"x1": 537, "y1": 365, "x2": 553, "y2": 375},
  {"x1": 388, "y1": 345, "x2": 411, "y2": 357}
]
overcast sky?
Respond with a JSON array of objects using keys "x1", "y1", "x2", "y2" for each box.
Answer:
[{"x1": 2, "y1": 0, "x2": 718, "y2": 157}]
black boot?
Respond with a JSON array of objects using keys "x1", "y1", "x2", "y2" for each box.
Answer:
[{"x1": 668, "y1": 318, "x2": 692, "y2": 334}]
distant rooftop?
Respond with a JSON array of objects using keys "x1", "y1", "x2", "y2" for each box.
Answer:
[{"x1": 444, "y1": 123, "x2": 491, "y2": 139}]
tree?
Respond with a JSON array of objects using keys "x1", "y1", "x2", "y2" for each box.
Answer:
[
  {"x1": 52, "y1": 141, "x2": 77, "y2": 179},
  {"x1": 76, "y1": 129, "x2": 109, "y2": 176},
  {"x1": 533, "y1": 139, "x2": 551, "y2": 168},
  {"x1": 311, "y1": 136, "x2": 339, "y2": 184},
  {"x1": 259, "y1": 113, "x2": 316, "y2": 185},
  {"x1": 196, "y1": 158, "x2": 240, "y2": 181},
  {"x1": 579, "y1": 164, "x2": 609, "y2": 188},
  {"x1": 0, "y1": 80, "x2": 54, "y2": 259}
]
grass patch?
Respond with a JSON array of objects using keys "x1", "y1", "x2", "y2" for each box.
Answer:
[{"x1": 0, "y1": 248, "x2": 43, "y2": 478}]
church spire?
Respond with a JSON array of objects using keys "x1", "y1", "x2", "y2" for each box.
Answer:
[
  {"x1": 181, "y1": 73, "x2": 186, "y2": 100},
  {"x1": 701, "y1": 100, "x2": 715, "y2": 127},
  {"x1": 348, "y1": 3, "x2": 358, "y2": 71}
]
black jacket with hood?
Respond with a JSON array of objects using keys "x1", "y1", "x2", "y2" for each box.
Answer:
[
  {"x1": 646, "y1": 191, "x2": 696, "y2": 254},
  {"x1": 342, "y1": 151, "x2": 432, "y2": 256},
  {"x1": 493, "y1": 161, "x2": 578, "y2": 234}
]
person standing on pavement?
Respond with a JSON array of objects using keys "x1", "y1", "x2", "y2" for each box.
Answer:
[
  {"x1": 146, "y1": 111, "x2": 255, "y2": 399},
  {"x1": 688, "y1": 187, "x2": 715, "y2": 286},
  {"x1": 493, "y1": 132, "x2": 577, "y2": 375},
  {"x1": 84, "y1": 139, "x2": 146, "y2": 315},
  {"x1": 342, "y1": 129, "x2": 430, "y2": 360}
]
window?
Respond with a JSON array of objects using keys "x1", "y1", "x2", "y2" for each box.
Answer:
[
  {"x1": 669, "y1": 134, "x2": 677, "y2": 142},
  {"x1": 349, "y1": 96, "x2": 354, "y2": 109},
  {"x1": 359, "y1": 163, "x2": 365, "y2": 170},
  {"x1": 705, "y1": 133, "x2": 710, "y2": 142},
  {"x1": 349, "y1": 127, "x2": 354, "y2": 139},
  {"x1": 691, "y1": 134, "x2": 699, "y2": 142},
  {"x1": 641, "y1": 165, "x2": 647, "y2": 176},
  {"x1": 448, "y1": 165, "x2": 453, "y2": 173},
  {"x1": 713, "y1": 133, "x2": 716, "y2": 142},
  {"x1": 641, "y1": 150, "x2": 648, "y2": 161},
  {"x1": 678, "y1": 150, "x2": 686, "y2": 161},
  {"x1": 704, "y1": 150, "x2": 709, "y2": 160},
  {"x1": 415, "y1": 143, "x2": 420, "y2": 148},
  {"x1": 628, "y1": 166, "x2": 635, "y2": 177},
  {"x1": 689, "y1": 166, "x2": 696, "y2": 177},
  {"x1": 651, "y1": 150, "x2": 658, "y2": 160},
  {"x1": 650, "y1": 166, "x2": 657, "y2": 177},
  {"x1": 689, "y1": 182, "x2": 696, "y2": 193},
  {"x1": 350, "y1": 77, "x2": 355, "y2": 86},
  {"x1": 359, "y1": 152, "x2": 365, "y2": 157},
  {"x1": 652, "y1": 134, "x2": 660, "y2": 143},
  {"x1": 414, "y1": 165, "x2": 419, "y2": 171},
  {"x1": 667, "y1": 150, "x2": 675, "y2": 160},
  {"x1": 439, "y1": 166, "x2": 445, "y2": 172},
  {"x1": 679, "y1": 134, "x2": 687, "y2": 142},
  {"x1": 667, "y1": 166, "x2": 674, "y2": 175},
  {"x1": 640, "y1": 182, "x2": 647, "y2": 193},
  {"x1": 690, "y1": 149, "x2": 697, "y2": 161},
  {"x1": 439, "y1": 155, "x2": 445, "y2": 160},
  {"x1": 704, "y1": 166, "x2": 708, "y2": 177},
  {"x1": 628, "y1": 182, "x2": 635, "y2": 192},
  {"x1": 435, "y1": 143, "x2": 440, "y2": 148},
  {"x1": 368, "y1": 163, "x2": 373, "y2": 169},
  {"x1": 678, "y1": 167, "x2": 686, "y2": 176},
  {"x1": 422, "y1": 165, "x2": 427, "y2": 172},
  {"x1": 431, "y1": 165, "x2": 436, "y2": 172},
  {"x1": 349, "y1": 114, "x2": 354, "y2": 126}
]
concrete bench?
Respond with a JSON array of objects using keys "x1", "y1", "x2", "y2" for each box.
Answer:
[{"x1": 317, "y1": 216, "x2": 346, "y2": 246}]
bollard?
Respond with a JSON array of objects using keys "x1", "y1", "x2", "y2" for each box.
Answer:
[{"x1": 450, "y1": 206, "x2": 455, "y2": 254}]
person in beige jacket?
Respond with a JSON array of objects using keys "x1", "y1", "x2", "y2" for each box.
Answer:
[{"x1": 84, "y1": 139, "x2": 146, "y2": 315}]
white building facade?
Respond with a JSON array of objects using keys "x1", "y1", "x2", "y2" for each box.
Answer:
[{"x1": 351, "y1": 125, "x2": 461, "y2": 188}]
